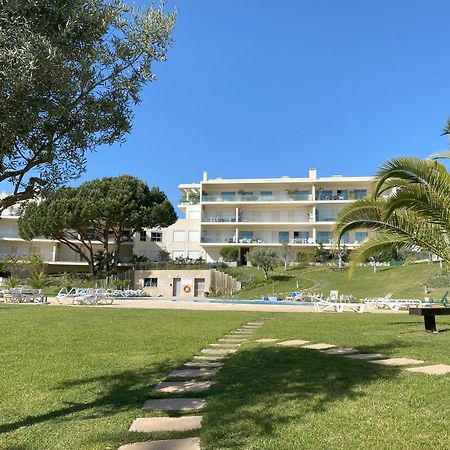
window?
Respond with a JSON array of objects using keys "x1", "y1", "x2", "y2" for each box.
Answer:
[
  {"x1": 239, "y1": 231, "x2": 253, "y2": 242},
  {"x1": 221, "y1": 191, "x2": 236, "y2": 201},
  {"x1": 144, "y1": 278, "x2": 158, "y2": 287},
  {"x1": 354, "y1": 189, "x2": 367, "y2": 199},
  {"x1": 317, "y1": 231, "x2": 333, "y2": 243},
  {"x1": 140, "y1": 231, "x2": 147, "y2": 242},
  {"x1": 355, "y1": 231, "x2": 368, "y2": 242},
  {"x1": 294, "y1": 231, "x2": 309, "y2": 241},
  {"x1": 173, "y1": 231, "x2": 185, "y2": 242},
  {"x1": 279, "y1": 231, "x2": 289, "y2": 243},
  {"x1": 318, "y1": 190, "x2": 332, "y2": 200},
  {"x1": 151, "y1": 232, "x2": 162, "y2": 242},
  {"x1": 188, "y1": 231, "x2": 200, "y2": 242},
  {"x1": 298, "y1": 190, "x2": 310, "y2": 200},
  {"x1": 260, "y1": 191, "x2": 273, "y2": 199},
  {"x1": 340, "y1": 232, "x2": 349, "y2": 244}
]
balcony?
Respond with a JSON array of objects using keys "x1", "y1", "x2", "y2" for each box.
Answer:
[
  {"x1": 315, "y1": 189, "x2": 367, "y2": 201},
  {"x1": 202, "y1": 192, "x2": 313, "y2": 203},
  {"x1": 202, "y1": 216, "x2": 237, "y2": 223}
]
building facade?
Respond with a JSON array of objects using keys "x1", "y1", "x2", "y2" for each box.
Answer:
[
  {"x1": 0, "y1": 169, "x2": 372, "y2": 271},
  {"x1": 177, "y1": 169, "x2": 373, "y2": 264}
]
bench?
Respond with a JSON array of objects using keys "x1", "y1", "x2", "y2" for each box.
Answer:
[{"x1": 409, "y1": 307, "x2": 450, "y2": 333}]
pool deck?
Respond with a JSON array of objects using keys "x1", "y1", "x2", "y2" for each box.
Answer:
[{"x1": 46, "y1": 297, "x2": 404, "y2": 313}]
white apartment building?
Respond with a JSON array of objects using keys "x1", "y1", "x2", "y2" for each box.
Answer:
[
  {"x1": 177, "y1": 169, "x2": 373, "y2": 264},
  {"x1": 0, "y1": 169, "x2": 372, "y2": 271}
]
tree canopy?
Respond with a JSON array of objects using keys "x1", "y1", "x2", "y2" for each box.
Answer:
[
  {"x1": 249, "y1": 247, "x2": 279, "y2": 279},
  {"x1": 0, "y1": 0, "x2": 176, "y2": 210},
  {"x1": 18, "y1": 175, "x2": 177, "y2": 275}
]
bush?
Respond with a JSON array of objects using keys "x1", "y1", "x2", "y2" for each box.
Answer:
[{"x1": 220, "y1": 246, "x2": 239, "y2": 263}]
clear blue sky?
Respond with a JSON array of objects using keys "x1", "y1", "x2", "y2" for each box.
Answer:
[{"x1": 14, "y1": 1, "x2": 450, "y2": 212}]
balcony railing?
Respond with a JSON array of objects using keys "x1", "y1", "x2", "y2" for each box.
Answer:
[{"x1": 202, "y1": 193, "x2": 313, "y2": 202}]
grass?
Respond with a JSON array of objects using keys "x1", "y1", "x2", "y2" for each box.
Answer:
[
  {"x1": 1, "y1": 305, "x2": 450, "y2": 449},
  {"x1": 224, "y1": 262, "x2": 447, "y2": 300}
]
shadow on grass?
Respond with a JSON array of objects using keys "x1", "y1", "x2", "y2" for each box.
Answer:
[
  {"x1": 202, "y1": 343, "x2": 404, "y2": 447},
  {"x1": 0, "y1": 362, "x2": 175, "y2": 435},
  {"x1": 271, "y1": 275, "x2": 293, "y2": 282}
]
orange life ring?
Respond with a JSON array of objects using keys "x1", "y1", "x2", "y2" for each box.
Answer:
[{"x1": 183, "y1": 285, "x2": 191, "y2": 293}]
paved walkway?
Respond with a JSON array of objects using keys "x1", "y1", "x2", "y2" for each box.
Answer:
[{"x1": 118, "y1": 319, "x2": 269, "y2": 449}]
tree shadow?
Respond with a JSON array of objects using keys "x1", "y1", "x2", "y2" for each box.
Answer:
[
  {"x1": 202, "y1": 342, "x2": 405, "y2": 448},
  {"x1": 0, "y1": 361, "x2": 175, "y2": 435},
  {"x1": 271, "y1": 275, "x2": 293, "y2": 282}
]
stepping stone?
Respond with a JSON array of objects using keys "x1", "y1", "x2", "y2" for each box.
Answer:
[
  {"x1": 241, "y1": 326, "x2": 260, "y2": 329},
  {"x1": 143, "y1": 398, "x2": 206, "y2": 411},
  {"x1": 209, "y1": 343, "x2": 240, "y2": 347},
  {"x1": 185, "y1": 361, "x2": 223, "y2": 368},
  {"x1": 247, "y1": 322, "x2": 264, "y2": 325},
  {"x1": 345, "y1": 353, "x2": 386, "y2": 360},
  {"x1": 406, "y1": 364, "x2": 450, "y2": 375},
  {"x1": 302, "y1": 343, "x2": 336, "y2": 350},
  {"x1": 321, "y1": 348, "x2": 358, "y2": 355},
  {"x1": 155, "y1": 381, "x2": 214, "y2": 393},
  {"x1": 118, "y1": 437, "x2": 201, "y2": 450},
  {"x1": 129, "y1": 416, "x2": 202, "y2": 432},
  {"x1": 201, "y1": 348, "x2": 238, "y2": 355},
  {"x1": 169, "y1": 368, "x2": 218, "y2": 378},
  {"x1": 193, "y1": 355, "x2": 224, "y2": 361},
  {"x1": 277, "y1": 340, "x2": 310, "y2": 347},
  {"x1": 233, "y1": 330, "x2": 253, "y2": 334},
  {"x1": 256, "y1": 338, "x2": 278, "y2": 343},
  {"x1": 370, "y1": 358, "x2": 425, "y2": 366},
  {"x1": 219, "y1": 338, "x2": 246, "y2": 342}
]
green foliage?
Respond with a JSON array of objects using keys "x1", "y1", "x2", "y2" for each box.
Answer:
[
  {"x1": 4, "y1": 276, "x2": 21, "y2": 288},
  {"x1": 314, "y1": 242, "x2": 331, "y2": 263},
  {"x1": 0, "y1": 1, "x2": 176, "y2": 211},
  {"x1": 158, "y1": 249, "x2": 171, "y2": 262},
  {"x1": 249, "y1": 247, "x2": 279, "y2": 279},
  {"x1": 28, "y1": 271, "x2": 50, "y2": 289},
  {"x1": 0, "y1": 254, "x2": 44, "y2": 276},
  {"x1": 18, "y1": 176, "x2": 177, "y2": 275},
  {"x1": 220, "y1": 246, "x2": 239, "y2": 262},
  {"x1": 335, "y1": 156, "x2": 450, "y2": 272},
  {"x1": 296, "y1": 251, "x2": 314, "y2": 265},
  {"x1": 130, "y1": 254, "x2": 148, "y2": 270},
  {"x1": 280, "y1": 242, "x2": 291, "y2": 270}
]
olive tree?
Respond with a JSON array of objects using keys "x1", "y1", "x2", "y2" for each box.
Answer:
[
  {"x1": 249, "y1": 247, "x2": 279, "y2": 280},
  {"x1": 0, "y1": 0, "x2": 176, "y2": 210}
]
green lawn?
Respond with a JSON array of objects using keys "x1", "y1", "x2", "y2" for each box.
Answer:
[
  {"x1": 224, "y1": 262, "x2": 447, "y2": 300},
  {"x1": 1, "y1": 305, "x2": 450, "y2": 449}
]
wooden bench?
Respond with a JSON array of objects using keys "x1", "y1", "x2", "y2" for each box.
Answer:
[{"x1": 409, "y1": 307, "x2": 450, "y2": 333}]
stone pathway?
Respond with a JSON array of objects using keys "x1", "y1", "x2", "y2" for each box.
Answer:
[
  {"x1": 255, "y1": 338, "x2": 278, "y2": 343},
  {"x1": 345, "y1": 353, "x2": 386, "y2": 360},
  {"x1": 184, "y1": 362, "x2": 223, "y2": 368},
  {"x1": 119, "y1": 319, "x2": 266, "y2": 449},
  {"x1": 277, "y1": 339, "x2": 310, "y2": 346},
  {"x1": 155, "y1": 381, "x2": 214, "y2": 394},
  {"x1": 142, "y1": 398, "x2": 206, "y2": 411},
  {"x1": 302, "y1": 343, "x2": 336, "y2": 350},
  {"x1": 406, "y1": 364, "x2": 450, "y2": 375},
  {"x1": 370, "y1": 358, "x2": 425, "y2": 366},
  {"x1": 321, "y1": 347, "x2": 358, "y2": 355},
  {"x1": 169, "y1": 369, "x2": 219, "y2": 378},
  {"x1": 129, "y1": 417, "x2": 202, "y2": 432},
  {"x1": 118, "y1": 437, "x2": 201, "y2": 450}
]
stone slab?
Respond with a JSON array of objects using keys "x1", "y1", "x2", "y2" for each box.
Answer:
[
  {"x1": 247, "y1": 322, "x2": 264, "y2": 325},
  {"x1": 321, "y1": 348, "x2": 358, "y2": 355},
  {"x1": 201, "y1": 348, "x2": 238, "y2": 355},
  {"x1": 209, "y1": 343, "x2": 240, "y2": 347},
  {"x1": 193, "y1": 355, "x2": 224, "y2": 361},
  {"x1": 277, "y1": 339, "x2": 310, "y2": 347},
  {"x1": 223, "y1": 335, "x2": 248, "y2": 338},
  {"x1": 345, "y1": 353, "x2": 386, "y2": 360},
  {"x1": 155, "y1": 381, "x2": 214, "y2": 393},
  {"x1": 118, "y1": 437, "x2": 201, "y2": 450},
  {"x1": 302, "y1": 343, "x2": 336, "y2": 350},
  {"x1": 241, "y1": 326, "x2": 260, "y2": 329},
  {"x1": 233, "y1": 330, "x2": 253, "y2": 334},
  {"x1": 219, "y1": 338, "x2": 246, "y2": 342},
  {"x1": 406, "y1": 364, "x2": 450, "y2": 375},
  {"x1": 130, "y1": 416, "x2": 202, "y2": 432},
  {"x1": 185, "y1": 361, "x2": 224, "y2": 368},
  {"x1": 169, "y1": 368, "x2": 218, "y2": 378},
  {"x1": 370, "y1": 358, "x2": 425, "y2": 366},
  {"x1": 255, "y1": 338, "x2": 279, "y2": 343},
  {"x1": 143, "y1": 398, "x2": 206, "y2": 411}
]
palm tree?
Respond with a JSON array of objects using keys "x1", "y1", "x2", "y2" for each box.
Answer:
[{"x1": 334, "y1": 156, "x2": 450, "y2": 268}]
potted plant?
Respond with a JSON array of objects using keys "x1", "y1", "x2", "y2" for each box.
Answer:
[{"x1": 286, "y1": 188, "x2": 299, "y2": 199}]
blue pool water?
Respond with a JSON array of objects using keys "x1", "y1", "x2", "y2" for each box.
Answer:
[{"x1": 121, "y1": 297, "x2": 312, "y2": 306}]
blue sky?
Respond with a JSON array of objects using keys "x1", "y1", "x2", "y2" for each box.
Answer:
[{"x1": 9, "y1": 1, "x2": 450, "y2": 213}]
